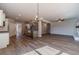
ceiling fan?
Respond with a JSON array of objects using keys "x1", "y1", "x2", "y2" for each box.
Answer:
[
  {"x1": 51, "y1": 18, "x2": 64, "y2": 22},
  {"x1": 33, "y1": 3, "x2": 64, "y2": 23},
  {"x1": 57, "y1": 18, "x2": 64, "y2": 22},
  {"x1": 31, "y1": 3, "x2": 64, "y2": 23}
]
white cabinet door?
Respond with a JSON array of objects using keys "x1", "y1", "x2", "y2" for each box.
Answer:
[{"x1": 0, "y1": 33, "x2": 9, "y2": 48}]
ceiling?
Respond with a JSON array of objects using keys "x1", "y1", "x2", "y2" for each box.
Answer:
[{"x1": 0, "y1": 3, "x2": 78, "y2": 22}]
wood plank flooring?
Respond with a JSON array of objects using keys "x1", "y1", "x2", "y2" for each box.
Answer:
[{"x1": 0, "y1": 34, "x2": 79, "y2": 55}]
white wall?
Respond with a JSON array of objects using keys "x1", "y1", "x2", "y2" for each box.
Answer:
[
  {"x1": 38, "y1": 20, "x2": 42, "y2": 37},
  {"x1": 8, "y1": 18, "x2": 16, "y2": 37},
  {"x1": 42, "y1": 22, "x2": 48, "y2": 34},
  {"x1": 50, "y1": 19, "x2": 77, "y2": 36}
]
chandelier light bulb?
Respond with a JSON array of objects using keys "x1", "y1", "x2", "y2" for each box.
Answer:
[{"x1": 35, "y1": 15, "x2": 38, "y2": 18}]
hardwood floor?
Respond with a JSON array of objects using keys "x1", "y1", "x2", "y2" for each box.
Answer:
[{"x1": 0, "y1": 34, "x2": 79, "y2": 55}]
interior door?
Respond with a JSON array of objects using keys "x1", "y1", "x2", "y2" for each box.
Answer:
[{"x1": 16, "y1": 23, "x2": 22, "y2": 38}]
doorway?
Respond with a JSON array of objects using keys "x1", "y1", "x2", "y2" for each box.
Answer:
[{"x1": 16, "y1": 23, "x2": 22, "y2": 39}]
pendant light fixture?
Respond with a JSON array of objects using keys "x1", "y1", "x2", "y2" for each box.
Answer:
[
  {"x1": 31, "y1": 3, "x2": 39, "y2": 24},
  {"x1": 34, "y1": 3, "x2": 39, "y2": 21},
  {"x1": 57, "y1": 18, "x2": 64, "y2": 22}
]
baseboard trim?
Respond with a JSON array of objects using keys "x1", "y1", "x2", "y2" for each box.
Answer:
[
  {"x1": 50, "y1": 33, "x2": 74, "y2": 39},
  {"x1": 10, "y1": 35, "x2": 16, "y2": 38}
]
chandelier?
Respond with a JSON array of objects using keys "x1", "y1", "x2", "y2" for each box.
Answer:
[
  {"x1": 30, "y1": 3, "x2": 39, "y2": 25},
  {"x1": 35, "y1": 3, "x2": 39, "y2": 21}
]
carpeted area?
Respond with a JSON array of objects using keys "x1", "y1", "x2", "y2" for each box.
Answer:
[
  {"x1": 23, "y1": 46, "x2": 69, "y2": 55},
  {"x1": 23, "y1": 51, "x2": 39, "y2": 55}
]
